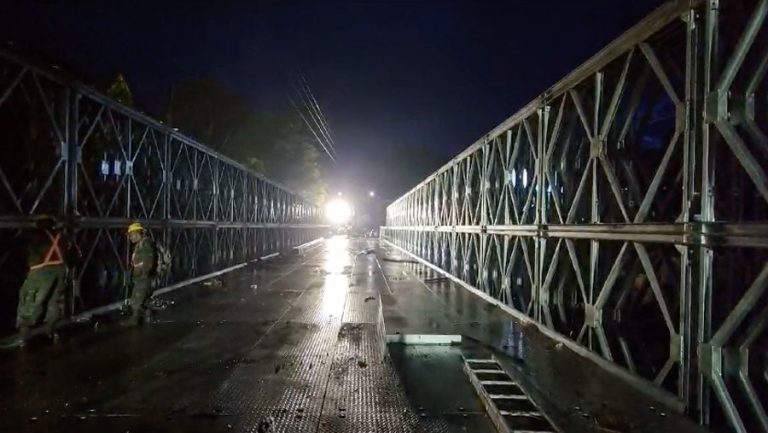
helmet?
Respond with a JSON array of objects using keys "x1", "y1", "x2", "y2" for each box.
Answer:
[{"x1": 127, "y1": 222, "x2": 145, "y2": 234}]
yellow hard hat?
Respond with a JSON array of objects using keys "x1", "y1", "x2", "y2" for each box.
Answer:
[{"x1": 127, "y1": 222, "x2": 144, "y2": 234}]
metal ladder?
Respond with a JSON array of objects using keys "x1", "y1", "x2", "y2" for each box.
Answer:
[{"x1": 463, "y1": 356, "x2": 559, "y2": 433}]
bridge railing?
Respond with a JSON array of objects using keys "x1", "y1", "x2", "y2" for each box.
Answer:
[
  {"x1": 382, "y1": 1, "x2": 768, "y2": 431},
  {"x1": 0, "y1": 47, "x2": 325, "y2": 335}
]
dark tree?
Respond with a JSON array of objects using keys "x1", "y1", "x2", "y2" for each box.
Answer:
[
  {"x1": 166, "y1": 78, "x2": 249, "y2": 151},
  {"x1": 165, "y1": 78, "x2": 327, "y2": 202},
  {"x1": 107, "y1": 74, "x2": 134, "y2": 107},
  {"x1": 226, "y1": 112, "x2": 326, "y2": 202}
]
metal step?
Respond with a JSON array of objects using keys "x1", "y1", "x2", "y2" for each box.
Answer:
[
  {"x1": 480, "y1": 380, "x2": 518, "y2": 386},
  {"x1": 462, "y1": 355, "x2": 560, "y2": 433},
  {"x1": 488, "y1": 394, "x2": 530, "y2": 400},
  {"x1": 472, "y1": 369, "x2": 506, "y2": 374}
]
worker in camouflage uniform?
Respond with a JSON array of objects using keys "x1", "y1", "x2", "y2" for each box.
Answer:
[
  {"x1": 16, "y1": 216, "x2": 66, "y2": 345},
  {"x1": 126, "y1": 222, "x2": 157, "y2": 326}
]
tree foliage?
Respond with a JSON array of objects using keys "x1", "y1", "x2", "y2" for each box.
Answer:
[
  {"x1": 166, "y1": 79, "x2": 326, "y2": 202},
  {"x1": 166, "y1": 79, "x2": 249, "y2": 151},
  {"x1": 107, "y1": 74, "x2": 134, "y2": 107},
  {"x1": 245, "y1": 157, "x2": 266, "y2": 175},
  {"x1": 224, "y1": 112, "x2": 325, "y2": 202}
]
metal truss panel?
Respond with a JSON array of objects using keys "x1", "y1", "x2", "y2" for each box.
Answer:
[
  {"x1": 0, "y1": 46, "x2": 325, "y2": 337},
  {"x1": 384, "y1": 1, "x2": 768, "y2": 431}
]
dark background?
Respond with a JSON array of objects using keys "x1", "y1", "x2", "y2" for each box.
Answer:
[{"x1": 0, "y1": 0, "x2": 664, "y2": 203}]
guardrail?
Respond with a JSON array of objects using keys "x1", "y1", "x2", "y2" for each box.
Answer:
[{"x1": 382, "y1": 1, "x2": 768, "y2": 431}]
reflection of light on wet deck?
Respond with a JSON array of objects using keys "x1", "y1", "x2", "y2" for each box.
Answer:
[
  {"x1": 323, "y1": 235, "x2": 351, "y2": 274},
  {"x1": 321, "y1": 236, "x2": 351, "y2": 317},
  {"x1": 321, "y1": 274, "x2": 348, "y2": 318}
]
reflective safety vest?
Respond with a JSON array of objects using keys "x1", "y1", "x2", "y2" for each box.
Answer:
[{"x1": 29, "y1": 232, "x2": 64, "y2": 271}]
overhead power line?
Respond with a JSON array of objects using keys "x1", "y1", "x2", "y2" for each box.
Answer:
[
  {"x1": 292, "y1": 79, "x2": 336, "y2": 157},
  {"x1": 288, "y1": 94, "x2": 336, "y2": 162},
  {"x1": 298, "y1": 74, "x2": 337, "y2": 155},
  {"x1": 287, "y1": 72, "x2": 337, "y2": 162}
]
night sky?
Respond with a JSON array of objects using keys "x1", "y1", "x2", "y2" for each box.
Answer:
[{"x1": 2, "y1": 0, "x2": 663, "y2": 203}]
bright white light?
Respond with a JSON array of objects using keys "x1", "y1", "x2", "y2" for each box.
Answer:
[
  {"x1": 337, "y1": 191, "x2": 343, "y2": 196},
  {"x1": 325, "y1": 198, "x2": 353, "y2": 225},
  {"x1": 369, "y1": 191, "x2": 375, "y2": 197}
]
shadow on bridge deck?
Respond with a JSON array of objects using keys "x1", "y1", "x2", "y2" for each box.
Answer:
[{"x1": 0, "y1": 237, "x2": 708, "y2": 433}]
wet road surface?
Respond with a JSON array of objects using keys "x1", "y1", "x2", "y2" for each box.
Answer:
[
  {"x1": 0, "y1": 237, "x2": 709, "y2": 433},
  {"x1": 0, "y1": 237, "x2": 494, "y2": 433}
]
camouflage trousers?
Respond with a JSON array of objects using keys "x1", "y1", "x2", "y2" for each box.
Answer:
[
  {"x1": 16, "y1": 264, "x2": 66, "y2": 332},
  {"x1": 129, "y1": 277, "x2": 156, "y2": 324}
]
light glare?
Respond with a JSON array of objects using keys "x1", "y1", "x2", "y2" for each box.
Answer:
[{"x1": 325, "y1": 199, "x2": 353, "y2": 224}]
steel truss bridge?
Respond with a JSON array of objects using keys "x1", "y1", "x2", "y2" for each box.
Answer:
[
  {"x1": 382, "y1": 0, "x2": 768, "y2": 432},
  {"x1": 0, "y1": 47, "x2": 325, "y2": 333}
]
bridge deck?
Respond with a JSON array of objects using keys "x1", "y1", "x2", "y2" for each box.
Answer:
[{"x1": 0, "y1": 237, "x2": 707, "y2": 433}]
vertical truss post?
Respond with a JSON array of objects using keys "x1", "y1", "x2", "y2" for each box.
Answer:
[
  {"x1": 481, "y1": 136, "x2": 489, "y2": 294},
  {"x1": 213, "y1": 160, "x2": 219, "y2": 270},
  {"x1": 588, "y1": 72, "x2": 604, "y2": 351},
  {"x1": 679, "y1": 4, "x2": 701, "y2": 413},
  {"x1": 697, "y1": 0, "x2": 719, "y2": 426},
  {"x1": 125, "y1": 117, "x2": 132, "y2": 220},
  {"x1": 162, "y1": 134, "x2": 170, "y2": 278},
  {"x1": 536, "y1": 104, "x2": 549, "y2": 324},
  {"x1": 64, "y1": 88, "x2": 80, "y2": 315}
]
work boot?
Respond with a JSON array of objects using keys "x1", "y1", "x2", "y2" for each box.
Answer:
[
  {"x1": 125, "y1": 307, "x2": 145, "y2": 327},
  {"x1": 18, "y1": 326, "x2": 31, "y2": 347},
  {"x1": 43, "y1": 322, "x2": 59, "y2": 342},
  {"x1": 143, "y1": 309, "x2": 154, "y2": 325},
  {"x1": 1, "y1": 337, "x2": 25, "y2": 349}
]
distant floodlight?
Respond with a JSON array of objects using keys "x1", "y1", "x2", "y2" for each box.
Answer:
[
  {"x1": 369, "y1": 191, "x2": 375, "y2": 197},
  {"x1": 325, "y1": 198, "x2": 353, "y2": 225},
  {"x1": 337, "y1": 191, "x2": 343, "y2": 196}
]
